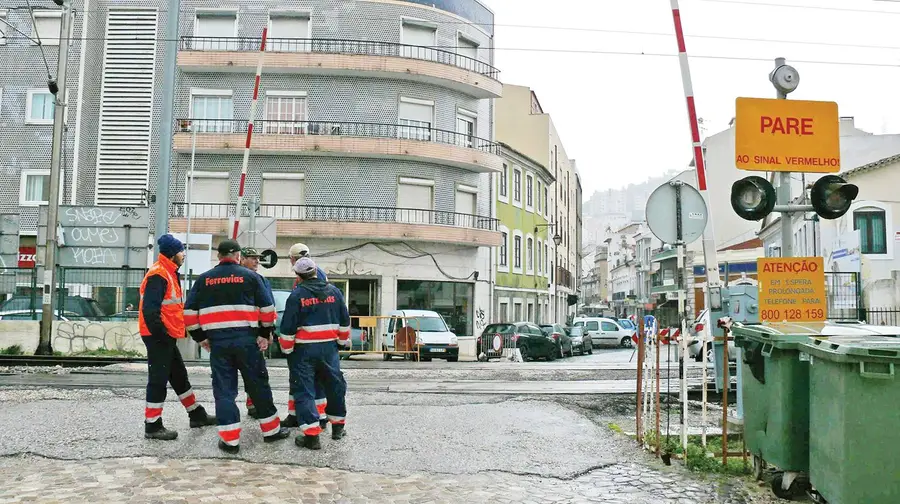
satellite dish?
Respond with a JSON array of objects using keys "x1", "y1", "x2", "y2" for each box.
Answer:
[{"x1": 645, "y1": 181, "x2": 708, "y2": 245}]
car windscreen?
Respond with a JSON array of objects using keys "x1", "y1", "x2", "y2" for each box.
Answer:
[
  {"x1": 484, "y1": 323, "x2": 514, "y2": 334},
  {"x1": 569, "y1": 326, "x2": 584, "y2": 336},
  {"x1": 408, "y1": 317, "x2": 449, "y2": 332},
  {"x1": 272, "y1": 290, "x2": 292, "y2": 311},
  {"x1": 618, "y1": 319, "x2": 635, "y2": 329}
]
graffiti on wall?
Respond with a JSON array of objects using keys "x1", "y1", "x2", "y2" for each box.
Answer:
[
  {"x1": 475, "y1": 308, "x2": 486, "y2": 331},
  {"x1": 52, "y1": 321, "x2": 145, "y2": 355}
]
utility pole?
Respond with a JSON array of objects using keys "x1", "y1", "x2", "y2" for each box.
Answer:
[
  {"x1": 36, "y1": 0, "x2": 73, "y2": 355},
  {"x1": 154, "y1": 0, "x2": 182, "y2": 257},
  {"x1": 771, "y1": 57, "x2": 800, "y2": 258}
]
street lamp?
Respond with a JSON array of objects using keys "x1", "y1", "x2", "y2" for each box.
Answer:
[{"x1": 534, "y1": 223, "x2": 563, "y2": 246}]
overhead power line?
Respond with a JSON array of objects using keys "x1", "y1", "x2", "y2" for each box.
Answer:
[{"x1": 692, "y1": 0, "x2": 900, "y2": 15}]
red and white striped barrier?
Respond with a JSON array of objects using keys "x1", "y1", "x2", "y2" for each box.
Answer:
[{"x1": 231, "y1": 28, "x2": 269, "y2": 240}]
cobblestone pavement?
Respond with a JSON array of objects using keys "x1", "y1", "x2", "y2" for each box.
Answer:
[{"x1": 0, "y1": 454, "x2": 755, "y2": 504}]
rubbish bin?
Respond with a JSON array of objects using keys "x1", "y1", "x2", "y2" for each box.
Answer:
[
  {"x1": 733, "y1": 323, "x2": 817, "y2": 496},
  {"x1": 801, "y1": 336, "x2": 900, "y2": 504}
]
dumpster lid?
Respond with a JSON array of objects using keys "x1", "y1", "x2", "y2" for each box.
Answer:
[
  {"x1": 803, "y1": 335, "x2": 900, "y2": 363},
  {"x1": 734, "y1": 321, "x2": 900, "y2": 338}
]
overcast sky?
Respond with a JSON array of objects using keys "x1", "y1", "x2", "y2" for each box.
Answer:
[{"x1": 486, "y1": 0, "x2": 900, "y2": 198}]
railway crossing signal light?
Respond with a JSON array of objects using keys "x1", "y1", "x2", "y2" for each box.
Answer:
[
  {"x1": 731, "y1": 176, "x2": 776, "y2": 221},
  {"x1": 810, "y1": 175, "x2": 858, "y2": 219}
]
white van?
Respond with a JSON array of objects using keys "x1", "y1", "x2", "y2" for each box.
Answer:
[
  {"x1": 383, "y1": 309, "x2": 459, "y2": 362},
  {"x1": 572, "y1": 317, "x2": 633, "y2": 348}
]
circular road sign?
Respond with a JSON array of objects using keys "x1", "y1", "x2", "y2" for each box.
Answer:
[
  {"x1": 259, "y1": 249, "x2": 278, "y2": 269},
  {"x1": 492, "y1": 334, "x2": 503, "y2": 352},
  {"x1": 645, "y1": 182, "x2": 708, "y2": 245}
]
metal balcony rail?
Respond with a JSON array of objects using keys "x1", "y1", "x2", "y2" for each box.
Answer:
[
  {"x1": 175, "y1": 118, "x2": 500, "y2": 155},
  {"x1": 170, "y1": 203, "x2": 499, "y2": 232},
  {"x1": 179, "y1": 36, "x2": 500, "y2": 79}
]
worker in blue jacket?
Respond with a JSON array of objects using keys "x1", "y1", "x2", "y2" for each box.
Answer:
[
  {"x1": 280, "y1": 257, "x2": 350, "y2": 450},
  {"x1": 184, "y1": 240, "x2": 290, "y2": 453}
]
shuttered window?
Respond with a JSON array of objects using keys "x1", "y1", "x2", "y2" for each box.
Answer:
[
  {"x1": 401, "y1": 22, "x2": 435, "y2": 59},
  {"x1": 398, "y1": 178, "x2": 433, "y2": 224},
  {"x1": 399, "y1": 98, "x2": 433, "y2": 141},
  {"x1": 268, "y1": 15, "x2": 310, "y2": 52}
]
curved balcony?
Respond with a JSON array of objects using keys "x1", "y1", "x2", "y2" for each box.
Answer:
[
  {"x1": 168, "y1": 203, "x2": 502, "y2": 247},
  {"x1": 172, "y1": 119, "x2": 503, "y2": 173},
  {"x1": 177, "y1": 37, "x2": 502, "y2": 99}
]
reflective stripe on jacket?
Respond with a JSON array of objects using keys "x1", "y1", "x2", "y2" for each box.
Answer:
[{"x1": 138, "y1": 255, "x2": 185, "y2": 338}]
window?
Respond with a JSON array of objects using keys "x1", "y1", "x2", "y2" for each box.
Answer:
[
  {"x1": 398, "y1": 177, "x2": 433, "y2": 224},
  {"x1": 513, "y1": 168, "x2": 522, "y2": 204},
  {"x1": 0, "y1": 10, "x2": 7, "y2": 45},
  {"x1": 32, "y1": 11, "x2": 61, "y2": 46},
  {"x1": 544, "y1": 243, "x2": 549, "y2": 277},
  {"x1": 527, "y1": 303, "x2": 534, "y2": 323},
  {"x1": 499, "y1": 163, "x2": 508, "y2": 199},
  {"x1": 267, "y1": 13, "x2": 310, "y2": 52},
  {"x1": 525, "y1": 174, "x2": 534, "y2": 210},
  {"x1": 854, "y1": 209, "x2": 887, "y2": 254},
  {"x1": 398, "y1": 97, "x2": 433, "y2": 141},
  {"x1": 261, "y1": 173, "x2": 304, "y2": 218},
  {"x1": 586, "y1": 321, "x2": 599, "y2": 331},
  {"x1": 456, "y1": 109, "x2": 476, "y2": 148},
  {"x1": 526, "y1": 237, "x2": 534, "y2": 273},
  {"x1": 601, "y1": 321, "x2": 619, "y2": 332},
  {"x1": 194, "y1": 11, "x2": 237, "y2": 50},
  {"x1": 26, "y1": 89, "x2": 56, "y2": 124},
  {"x1": 401, "y1": 21, "x2": 436, "y2": 59},
  {"x1": 514, "y1": 235, "x2": 522, "y2": 270},
  {"x1": 264, "y1": 91, "x2": 306, "y2": 134},
  {"x1": 20, "y1": 169, "x2": 63, "y2": 206},
  {"x1": 190, "y1": 89, "x2": 233, "y2": 132},
  {"x1": 187, "y1": 172, "x2": 229, "y2": 215},
  {"x1": 537, "y1": 239, "x2": 542, "y2": 274},
  {"x1": 499, "y1": 302, "x2": 508, "y2": 322},
  {"x1": 543, "y1": 186, "x2": 548, "y2": 216},
  {"x1": 514, "y1": 303, "x2": 522, "y2": 321},
  {"x1": 456, "y1": 33, "x2": 479, "y2": 71},
  {"x1": 536, "y1": 181, "x2": 542, "y2": 213},
  {"x1": 397, "y1": 280, "x2": 473, "y2": 336},
  {"x1": 499, "y1": 231, "x2": 508, "y2": 267}
]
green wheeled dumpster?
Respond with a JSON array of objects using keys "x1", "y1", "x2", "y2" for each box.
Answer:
[
  {"x1": 801, "y1": 336, "x2": 900, "y2": 504},
  {"x1": 733, "y1": 323, "x2": 819, "y2": 498}
]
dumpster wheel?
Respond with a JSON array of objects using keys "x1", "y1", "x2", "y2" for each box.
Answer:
[
  {"x1": 752, "y1": 455, "x2": 767, "y2": 481},
  {"x1": 772, "y1": 472, "x2": 810, "y2": 500}
]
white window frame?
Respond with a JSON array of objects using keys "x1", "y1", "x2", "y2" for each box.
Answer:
[
  {"x1": 398, "y1": 96, "x2": 434, "y2": 141},
  {"x1": 525, "y1": 173, "x2": 534, "y2": 212},
  {"x1": 266, "y1": 10, "x2": 312, "y2": 52},
  {"x1": 536, "y1": 180, "x2": 542, "y2": 214},
  {"x1": 512, "y1": 167, "x2": 522, "y2": 208},
  {"x1": 850, "y1": 200, "x2": 893, "y2": 260},
  {"x1": 260, "y1": 172, "x2": 305, "y2": 219},
  {"x1": 20, "y1": 169, "x2": 64, "y2": 206},
  {"x1": 0, "y1": 10, "x2": 7, "y2": 45},
  {"x1": 537, "y1": 238, "x2": 543, "y2": 275},
  {"x1": 512, "y1": 229, "x2": 524, "y2": 274},
  {"x1": 263, "y1": 90, "x2": 308, "y2": 134},
  {"x1": 400, "y1": 17, "x2": 437, "y2": 60},
  {"x1": 456, "y1": 107, "x2": 477, "y2": 148},
  {"x1": 189, "y1": 88, "x2": 234, "y2": 132},
  {"x1": 545, "y1": 242, "x2": 550, "y2": 278},
  {"x1": 455, "y1": 31, "x2": 480, "y2": 65},
  {"x1": 31, "y1": 10, "x2": 62, "y2": 46},
  {"x1": 497, "y1": 225, "x2": 510, "y2": 273},
  {"x1": 498, "y1": 163, "x2": 508, "y2": 203},
  {"x1": 25, "y1": 88, "x2": 66, "y2": 125},
  {"x1": 525, "y1": 233, "x2": 535, "y2": 275},
  {"x1": 543, "y1": 186, "x2": 549, "y2": 217},
  {"x1": 193, "y1": 8, "x2": 239, "y2": 35}
]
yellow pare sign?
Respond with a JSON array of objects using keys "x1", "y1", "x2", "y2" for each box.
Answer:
[
  {"x1": 735, "y1": 97, "x2": 840, "y2": 173},
  {"x1": 758, "y1": 257, "x2": 827, "y2": 322},
  {"x1": 357, "y1": 316, "x2": 378, "y2": 328}
]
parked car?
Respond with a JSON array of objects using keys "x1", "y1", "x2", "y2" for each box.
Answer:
[
  {"x1": 103, "y1": 310, "x2": 139, "y2": 321},
  {"x1": 685, "y1": 309, "x2": 736, "y2": 362},
  {"x1": 539, "y1": 323, "x2": 573, "y2": 358},
  {"x1": 0, "y1": 295, "x2": 106, "y2": 321},
  {"x1": 618, "y1": 318, "x2": 637, "y2": 347},
  {"x1": 573, "y1": 317, "x2": 634, "y2": 348},
  {"x1": 0, "y1": 310, "x2": 88, "y2": 321},
  {"x1": 477, "y1": 322, "x2": 561, "y2": 361},
  {"x1": 568, "y1": 325, "x2": 593, "y2": 355},
  {"x1": 383, "y1": 309, "x2": 459, "y2": 362}
]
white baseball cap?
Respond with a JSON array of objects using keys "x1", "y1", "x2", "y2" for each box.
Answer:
[
  {"x1": 289, "y1": 243, "x2": 310, "y2": 258},
  {"x1": 293, "y1": 257, "x2": 317, "y2": 276}
]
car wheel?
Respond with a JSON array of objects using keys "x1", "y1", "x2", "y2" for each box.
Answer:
[
  {"x1": 447, "y1": 356, "x2": 459, "y2": 362},
  {"x1": 620, "y1": 336, "x2": 631, "y2": 348},
  {"x1": 547, "y1": 348, "x2": 556, "y2": 361},
  {"x1": 518, "y1": 345, "x2": 530, "y2": 361},
  {"x1": 382, "y1": 345, "x2": 391, "y2": 361}
]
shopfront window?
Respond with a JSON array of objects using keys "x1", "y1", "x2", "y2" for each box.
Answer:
[{"x1": 397, "y1": 280, "x2": 474, "y2": 336}]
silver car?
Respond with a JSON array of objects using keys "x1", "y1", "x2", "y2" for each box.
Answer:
[{"x1": 568, "y1": 326, "x2": 593, "y2": 355}]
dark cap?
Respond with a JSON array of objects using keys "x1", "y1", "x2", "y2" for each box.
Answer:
[
  {"x1": 217, "y1": 239, "x2": 242, "y2": 255},
  {"x1": 241, "y1": 247, "x2": 261, "y2": 258}
]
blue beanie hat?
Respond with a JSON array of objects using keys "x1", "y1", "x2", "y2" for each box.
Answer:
[{"x1": 157, "y1": 234, "x2": 184, "y2": 259}]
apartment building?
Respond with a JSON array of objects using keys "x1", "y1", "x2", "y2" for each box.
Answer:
[
  {"x1": 495, "y1": 84, "x2": 579, "y2": 324},
  {"x1": 1, "y1": 0, "x2": 502, "y2": 345}
]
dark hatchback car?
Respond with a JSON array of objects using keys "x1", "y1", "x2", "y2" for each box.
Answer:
[
  {"x1": 477, "y1": 322, "x2": 559, "y2": 361},
  {"x1": 539, "y1": 323, "x2": 573, "y2": 358},
  {"x1": 0, "y1": 295, "x2": 106, "y2": 320}
]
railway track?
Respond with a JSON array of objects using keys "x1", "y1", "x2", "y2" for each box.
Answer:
[{"x1": 0, "y1": 355, "x2": 148, "y2": 368}]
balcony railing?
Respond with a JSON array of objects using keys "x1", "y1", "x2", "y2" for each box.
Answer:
[
  {"x1": 170, "y1": 203, "x2": 499, "y2": 232},
  {"x1": 175, "y1": 119, "x2": 500, "y2": 156},
  {"x1": 179, "y1": 36, "x2": 500, "y2": 79}
]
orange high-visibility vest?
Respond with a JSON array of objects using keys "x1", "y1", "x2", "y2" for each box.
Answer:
[{"x1": 138, "y1": 254, "x2": 185, "y2": 338}]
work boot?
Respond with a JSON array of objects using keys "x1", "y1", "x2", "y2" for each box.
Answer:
[
  {"x1": 247, "y1": 405, "x2": 259, "y2": 419},
  {"x1": 331, "y1": 423, "x2": 346, "y2": 440},
  {"x1": 145, "y1": 422, "x2": 178, "y2": 441},
  {"x1": 281, "y1": 415, "x2": 299, "y2": 428},
  {"x1": 188, "y1": 406, "x2": 217, "y2": 428},
  {"x1": 263, "y1": 427, "x2": 291, "y2": 443},
  {"x1": 319, "y1": 419, "x2": 328, "y2": 430},
  {"x1": 218, "y1": 440, "x2": 239, "y2": 454},
  {"x1": 296, "y1": 434, "x2": 321, "y2": 450}
]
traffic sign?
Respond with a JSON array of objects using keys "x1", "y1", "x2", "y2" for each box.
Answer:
[
  {"x1": 735, "y1": 97, "x2": 840, "y2": 173},
  {"x1": 758, "y1": 257, "x2": 827, "y2": 322},
  {"x1": 645, "y1": 181, "x2": 708, "y2": 244},
  {"x1": 259, "y1": 249, "x2": 278, "y2": 269}
]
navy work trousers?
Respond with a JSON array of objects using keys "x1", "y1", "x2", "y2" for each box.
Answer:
[
  {"x1": 288, "y1": 341, "x2": 347, "y2": 436},
  {"x1": 142, "y1": 334, "x2": 198, "y2": 429},
  {"x1": 209, "y1": 336, "x2": 281, "y2": 446}
]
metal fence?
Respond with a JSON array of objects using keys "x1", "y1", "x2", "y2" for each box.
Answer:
[
  {"x1": 179, "y1": 36, "x2": 501, "y2": 78},
  {"x1": 825, "y1": 272, "x2": 862, "y2": 321}
]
